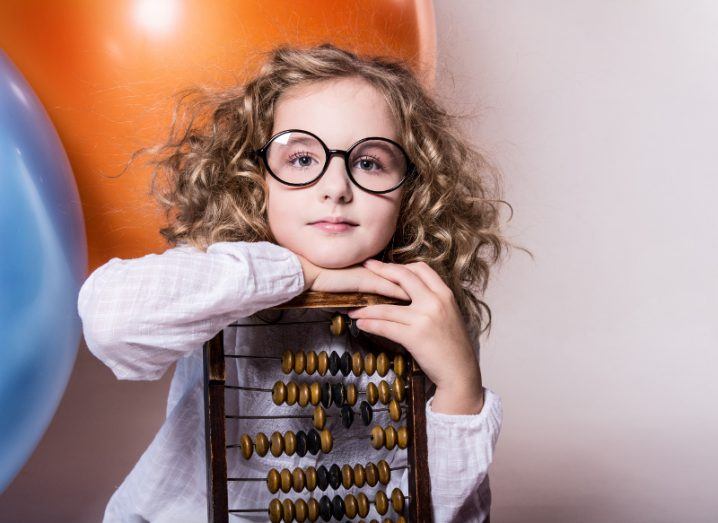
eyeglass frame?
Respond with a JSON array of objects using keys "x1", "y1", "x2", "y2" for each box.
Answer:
[{"x1": 252, "y1": 128, "x2": 417, "y2": 195}]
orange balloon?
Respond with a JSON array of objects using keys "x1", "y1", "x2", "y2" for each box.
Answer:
[{"x1": 0, "y1": 0, "x2": 436, "y2": 271}]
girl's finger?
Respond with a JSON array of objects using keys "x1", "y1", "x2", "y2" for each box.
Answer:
[
  {"x1": 352, "y1": 317, "x2": 411, "y2": 349},
  {"x1": 403, "y1": 262, "x2": 451, "y2": 297},
  {"x1": 362, "y1": 259, "x2": 433, "y2": 303},
  {"x1": 359, "y1": 270, "x2": 411, "y2": 301},
  {"x1": 348, "y1": 303, "x2": 413, "y2": 325}
]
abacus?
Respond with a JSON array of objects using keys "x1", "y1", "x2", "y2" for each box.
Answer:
[{"x1": 203, "y1": 291, "x2": 433, "y2": 522}]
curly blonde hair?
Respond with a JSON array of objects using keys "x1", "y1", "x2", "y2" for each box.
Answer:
[{"x1": 125, "y1": 42, "x2": 528, "y2": 340}]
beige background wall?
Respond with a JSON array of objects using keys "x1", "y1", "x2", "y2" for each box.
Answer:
[{"x1": 1, "y1": 2, "x2": 716, "y2": 522}]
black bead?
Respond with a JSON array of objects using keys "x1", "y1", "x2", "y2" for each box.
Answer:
[
  {"x1": 331, "y1": 382, "x2": 345, "y2": 406},
  {"x1": 332, "y1": 494, "x2": 346, "y2": 519},
  {"x1": 307, "y1": 429, "x2": 321, "y2": 455},
  {"x1": 321, "y1": 381, "x2": 333, "y2": 408},
  {"x1": 296, "y1": 430, "x2": 307, "y2": 457},
  {"x1": 329, "y1": 351, "x2": 341, "y2": 376},
  {"x1": 340, "y1": 351, "x2": 352, "y2": 376},
  {"x1": 317, "y1": 465, "x2": 329, "y2": 491},
  {"x1": 328, "y1": 463, "x2": 342, "y2": 489},
  {"x1": 360, "y1": 400, "x2": 373, "y2": 426},
  {"x1": 340, "y1": 405, "x2": 354, "y2": 429},
  {"x1": 319, "y1": 494, "x2": 332, "y2": 521}
]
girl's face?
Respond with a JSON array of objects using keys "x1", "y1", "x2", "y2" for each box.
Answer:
[{"x1": 265, "y1": 77, "x2": 404, "y2": 269}]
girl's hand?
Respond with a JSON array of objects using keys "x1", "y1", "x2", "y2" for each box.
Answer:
[
  {"x1": 347, "y1": 259, "x2": 485, "y2": 415},
  {"x1": 295, "y1": 253, "x2": 411, "y2": 302}
]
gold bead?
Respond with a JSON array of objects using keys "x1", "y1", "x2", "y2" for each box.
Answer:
[
  {"x1": 293, "y1": 350, "x2": 306, "y2": 374},
  {"x1": 240, "y1": 433, "x2": 253, "y2": 460},
  {"x1": 317, "y1": 351, "x2": 329, "y2": 376},
  {"x1": 294, "y1": 498, "x2": 308, "y2": 522},
  {"x1": 375, "y1": 490, "x2": 389, "y2": 515},
  {"x1": 286, "y1": 381, "x2": 299, "y2": 406},
  {"x1": 298, "y1": 382, "x2": 310, "y2": 407},
  {"x1": 305, "y1": 466, "x2": 317, "y2": 491},
  {"x1": 284, "y1": 430, "x2": 296, "y2": 456},
  {"x1": 281, "y1": 498, "x2": 294, "y2": 523},
  {"x1": 388, "y1": 399, "x2": 401, "y2": 421},
  {"x1": 397, "y1": 426, "x2": 409, "y2": 449},
  {"x1": 341, "y1": 464, "x2": 354, "y2": 489},
  {"x1": 391, "y1": 487, "x2": 405, "y2": 513},
  {"x1": 378, "y1": 380, "x2": 391, "y2": 404},
  {"x1": 352, "y1": 351, "x2": 363, "y2": 376},
  {"x1": 366, "y1": 382, "x2": 378, "y2": 405},
  {"x1": 353, "y1": 463, "x2": 365, "y2": 487},
  {"x1": 255, "y1": 432, "x2": 269, "y2": 457},
  {"x1": 268, "y1": 498, "x2": 282, "y2": 523},
  {"x1": 305, "y1": 350, "x2": 318, "y2": 374},
  {"x1": 272, "y1": 380, "x2": 287, "y2": 406},
  {"x1": 270, "y1": 431, "x2": 284, "y2": 457},
  {"x1": 364, "y1": 352, "x2": 376, "y2": 375},
  {"x1": 393, "y1": 353, "x2": 406, "y2": 377},
  {"x1": 376, "y1": 352, "x2": 390, "y2": 377},
  {"x1": 384, "y1": 425, "x2": 397, "y2": 450},
  {"x1": 377, "y1": 459, "x2": 391, "y2": 485},
  {"x1": 330, "y1": 313, "x2": 346, "y2": 336},
  {"x1": 320, "y1": 428, "x2": 333, "y2": 453},
  {"x1": 267, "y1": 468, "x2": 280, "y2": 494},
  {"x1": 307, "y1": 497, "x2": 320, "y2": 520},
  {"x1": 393, "y1": 375, "x2": 406, "y2": 402},
  {"x1": 281, "y1": 349, "x2": 294, "y2": 374},
  {"x1": 280, "y1": 468, "x2": 292, "y2": 493},
  {"x1": 345, "y1": 382, "x2": 358, "y2": 406},
  {"x1": 309, "y1": 382, "x2": 322, "y2": 405},
  {"x1": 313, "y1": 406, "x2": 326, "y2": 430},
  {"x1": 356, "y1": 492, "x2": 370, "y2": 518},
  {"x1": 292, "y1": 467, "x2": 306, "y2": 492},
  {"x1": 344, "y1": 493, "x2": 358, "y2": 518},
  {"x1": 365, "y1": 461, "x2": 379, "y2": 486}
]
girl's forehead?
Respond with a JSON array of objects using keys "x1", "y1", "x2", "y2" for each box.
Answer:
[{"x1": 273, "y1": 79, "x2": 399, "y2": 142}]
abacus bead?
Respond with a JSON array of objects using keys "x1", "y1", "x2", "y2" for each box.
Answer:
[
  {"x1": 356, "y1": 492, "x2": 370, "y2": 518},
  {"x1": 298, "y1": 382, "x2": 310, "y2": 407},
  {"x1": 296, "y1": 430, "x2": 308, "y2": 457},
  {"x1": 269, "y1": 498, "x2": 282, "y2": 523},
  {"x1": 282, "y1": 498, "x2": 294, "y2": 523},
  {"x1": 240, "y1": 433, "x2": 253, "y2": 460},
  {"x1": 310, "y1": 382, "x2": 322, "y2": 405},
  {"x1": 294, "y1": 350, "x2": 306, "y2": 374},
  {"x1": 267, "y1": 468, "x2": 280, "y2": 494},
  {"x1": 391, "y1": 487, "x2": 405, "y2": 513},
  {"x1": 341, "y1": 464, "x2": 354, "y2": 489},
  {"x1": 292, "y1": 467, "x2": 306, "y2": 492},
  {"x1": 352, "y1": 351, "x2": 363, "y2": 376},
  {"x1": 397, "y1": 426, "x2": 409, "y2": 449},
  {"x1": 366, "y1": 382, "x2": 378, "y2": 405},
  {"x1": 364, "y1": 353, "x2": 376, "y2": 375},
  {"x1": 397, "y1": 516, "x2": 407, "y2": 523},
  {"x1": 305, "y1": 466, "x2": 317, "y2": 490},
  {"x1": 320, "y1": 382, "x2": 332, "y2": 408},
  {"x1": 319, "y1": 495, "x2": 332, "y2": 522},
  {"x1": 320, "y1": 428, "x2": 333, "y2": 453},
  {"x1": 365, "y1": 461, "x2": 379, "y2": 486},
  {"x1": 388, "y1": 399, "x2": 401, "y2": 421},
  {"x1": 332, "y1": 382, "x2": 345, "y2": 407},
  {"x1": 306, "y1": 351, "x2": 318, "y2": 374},
  {"x1": 340, "y1": 405, "x2": 354, "y2": 429},
  {"x1": 284, "y1": 430, "x2": 297, "y2": 456},
  {"x1": 344, "y1": 493, "x2": 358, "y2": 518},
  {"x1": 378, "y1": 380, "x2": 391, "y2": 404},
  {"x1": 270, "y1": 431, "x2": 284, "y2": 457},
  {"x1": 329, "y1": 351, "x2": 341, "y2": 376},
  {"x1": 286, "y1": 381, "x2": 299, "y2": 405},
  {"x1": 376, "y1": 352, "x2": 390, "y2": 377},
  {"x1": 346, "y1": 383, "x2": 358, "y2": 406},
  {"x1": 307, "y1": 497, "x2": 320, "y2": 520},
  {"x1": 360, "y1": 401, "x2": 373, "y2": 426},
  {"x1": 384, "y1": 425, "x2": 397, "y2": 450},
  {"x1": 340, "y1": 351, "x2": 352, "y2": 376},
  {"x1": 353, "y1": 463, "x2": 366, "y2": 487},
  {"x1": 331, "y1": 494, "x2": 345, "y2": 519},
  {"x1": 393, "y1": 375, "x2": 406, "y2": 402},
  {"x1": 375, "y1": 490, "x2": 389, "y2": 515},
  {"x1": 313, "y1": 406, "x2": 326, "y2": 430},
  {"x1": 393, "y1": 354, "x2": 406, "y2": 377},
  {"x1": 280, "y1": 468, "x2": 292, "y2": 493},
  {"x1": 295, "y1": 498, "x2": 308, "y2": 522},
  {"x1": 328, "y1": 463, "x2": 341, "y2": 489},
  {"x1": 281, "y1": 350, "x2": 294, "y2": 374},
  {"x1": 377, "y1": 459, "x2": 391, "y2": 485},
  {"x1": 317, "y1": 465, "x2": 329, "y2": 491},
  {"x1": 256, "y1": 432, "x2": 269, "y2": 457},
  {"x1": 330, "y1": 313, "x2": 346, "y2": 336},
  {"x1": 307, "y1": 429, "x2": 321, "y2": 455},
  {"x1": 272, "y1": 380, "x2": 287, "y2": 406},
  {"x1": 317, "y1": 351, "x2": 329, "y2": 376}
]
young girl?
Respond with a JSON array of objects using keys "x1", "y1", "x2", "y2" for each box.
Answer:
[{"x1": 78, "y1": 43, "x2": 514, "y2": 523}]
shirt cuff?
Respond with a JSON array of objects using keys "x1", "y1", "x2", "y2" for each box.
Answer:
[{"x1": 426, "y1": 386, "x2": 501, "y2": 429}]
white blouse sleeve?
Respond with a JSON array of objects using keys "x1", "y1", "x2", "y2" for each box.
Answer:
[
  {"x1": 425, "y1": 386, "x2": 504, "y2": 522},
  {"x1": 77, "y1": 241, "x2": 305, "y2": 381}
]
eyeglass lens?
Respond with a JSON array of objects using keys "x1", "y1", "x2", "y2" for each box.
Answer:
[{"x1": 264, "y1": 131, "x2": 408, "y2": 192}]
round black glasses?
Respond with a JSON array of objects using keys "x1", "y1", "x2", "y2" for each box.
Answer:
[{"x1": 253, "y1": 129, "x2": 416, "y2": 194}]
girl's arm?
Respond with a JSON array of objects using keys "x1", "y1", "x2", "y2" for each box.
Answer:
[
  {"x1": 77, "y1": 241, "x2": 305, "y2": 381},
  {"x1": 421, "y1": 386, "x2": 504, "y2": 522}
]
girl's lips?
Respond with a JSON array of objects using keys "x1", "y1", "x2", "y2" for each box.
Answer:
[{"x1": 310, "y1": 221, "x2": 357, "y2": 233}]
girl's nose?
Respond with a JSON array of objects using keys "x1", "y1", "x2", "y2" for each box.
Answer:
[{"x1": 318, "y1": 155, "x2": 353, "y2": 202}]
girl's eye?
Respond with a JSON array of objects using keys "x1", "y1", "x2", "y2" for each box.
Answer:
[
  {"x1": 287, "y1": 151, "x2": 318, "y2": 168},
  {"x1": 354, "y1": 155, "x2": 384, "y2": 172}
]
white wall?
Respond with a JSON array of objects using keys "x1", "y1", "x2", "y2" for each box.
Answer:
[{"x1": 434, "y1": 2, "x2": 718, "y2": 521}]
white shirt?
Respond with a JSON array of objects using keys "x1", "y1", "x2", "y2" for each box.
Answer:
[{"x1": 77, "y1": 241, "x2": 503, "y2": 523}]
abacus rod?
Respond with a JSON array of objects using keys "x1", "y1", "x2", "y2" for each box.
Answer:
[
  {"x1": 228, "y1": 319, "x2": 332, "y2": 327},
  {"x1": 228, "y1": 493, "x2": 412, "y2": 513},
  {"x1": 227, "y1": 465, "x2": 408, "y2": 482}
]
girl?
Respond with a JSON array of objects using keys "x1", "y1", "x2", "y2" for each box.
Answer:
[{"x1": 78, "y1": 43, "x2": 515, "y2": 523}]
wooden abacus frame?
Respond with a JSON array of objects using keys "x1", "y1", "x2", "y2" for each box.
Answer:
[{"x1": 203, "y1": 291, "x2": 433, "y2": 522}]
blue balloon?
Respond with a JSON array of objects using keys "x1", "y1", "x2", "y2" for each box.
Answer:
[{"x1": 0, "y1": 50, "x2": 87, "y2": 492}]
